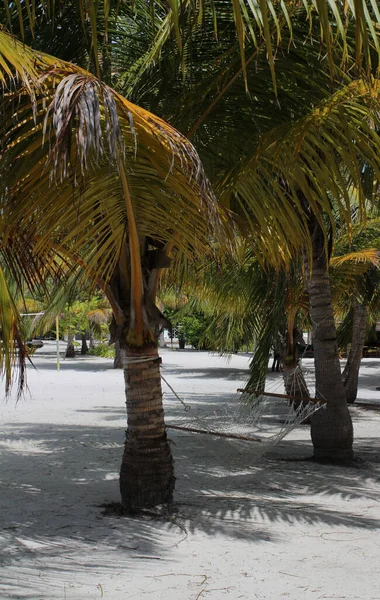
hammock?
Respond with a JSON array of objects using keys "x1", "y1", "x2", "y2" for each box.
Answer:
[{"x1": 161, "y1": 363, "x2": 325, "y2": 454}]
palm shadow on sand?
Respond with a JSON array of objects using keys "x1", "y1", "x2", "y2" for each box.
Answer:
[{"x1": 2, "y1": 352, "x2": 380, "y2": 598}]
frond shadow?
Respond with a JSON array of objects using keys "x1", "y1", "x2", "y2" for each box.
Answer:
[{"x1": 2, "y1": 350, "x2": 380, "y2": 598}]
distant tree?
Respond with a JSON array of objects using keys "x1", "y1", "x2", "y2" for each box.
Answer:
[{"x1": 59, "y1": 298, "x2": 111, "y2": 357}]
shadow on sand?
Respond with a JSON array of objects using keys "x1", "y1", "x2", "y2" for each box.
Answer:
[{"x1": 1, "y1": 352, "x2": 380, "y2": 598}]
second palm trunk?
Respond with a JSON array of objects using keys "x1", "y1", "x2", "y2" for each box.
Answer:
[{"x1": 307, "y1": 222, "x2": 353, "y2": 462}]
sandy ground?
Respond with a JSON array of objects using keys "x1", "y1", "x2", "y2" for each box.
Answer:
[{"x1": 1, "y1": 344, "x2": 380, "y2": 600}]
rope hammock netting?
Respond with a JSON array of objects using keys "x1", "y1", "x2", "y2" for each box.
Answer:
[{"x1": 160, "y1": 361, "x2": 326, "y2": 455}]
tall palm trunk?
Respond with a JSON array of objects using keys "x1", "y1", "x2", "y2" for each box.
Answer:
[
  {"x1": 65, "y1": 333, "x2": 75, "y2": 358},
  {"x1": 109, "y1": 226, "x2": 174, "y2": 509},
  {"x1": 119, "y1": 342, "x2": 174, "y2": 509},
  {"x1": 342, "y1": 303, "x2": 367, "y2": 404},
  {"x1": 114, "y1": 339, "x2": 123, "y2": 368},
  {"x1": 89, "y1": 328, "x2": 96, "y2": 349},
  {"x1": 281, "y1": 330, "x2": 310, "y2": 401},
  {"x1": 306, "y1": 221, "x2": 353, "y2": 462},
  {"x1": 81, "y1": 332, "x2": 89, "y2": 355}
]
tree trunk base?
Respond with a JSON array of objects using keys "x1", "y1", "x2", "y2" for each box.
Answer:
[
  {"x1": 311, "y1": 404, "x2": 354, "y2": 463},
  {"x1": 81, "y1": 333, "x2": 89, "y2": 355},
  {"x1": 114, "y1": 340, "x2": 123, "y2": 369},
  {"x1": 120, "y1": 432, "x2": 175, "y2": 510},
  {"x1": 346, "y1": 398, "x2": 356, "y2": 405},
  {"x1": 311, "y1": 455, "x2": 357, "y2": 466},
  {"x1": 65, "y1": 344, "x2": 75, "y2": 358},
  {"x1": 119, "y1": 342, "x2": 175, "y2": 510}
]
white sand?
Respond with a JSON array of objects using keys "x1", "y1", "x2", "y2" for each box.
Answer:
[{"x1": 1, "y1": 345, "x2": 380, "y2": 600}]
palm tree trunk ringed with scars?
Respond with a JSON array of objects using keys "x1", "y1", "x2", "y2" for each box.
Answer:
[
  {"x1": 306, "y1": 219, "x2": 353, "y2": 462},
  {"x1": 342, "y1": 303, "x2": 367, "y2": 404},
  {"x1": 107, "y1": 159, "x2": 176, "y2": 509},
  {"x1": 109, "y1": 244, "x2": 175, "y2": 509}
]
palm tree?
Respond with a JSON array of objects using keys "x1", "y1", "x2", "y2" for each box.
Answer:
[
  {"x1": 3, "y1": 0, "x2": 380, "y2": 470},
  {"x1": 108, "y1": 3, "x2": 380, "y2": 463},
  {"x1": 95, "y1": 6, "x2": 380, "y2": 464},
  {"x1": 0, "y1": 218, "x2": 64, "y2": 397},
  {"x1": 0, "y1": 28, "x2": 228, "y2": 508},
  {"x1": 332, "y1": 221, "x2": 380, "y2": 403},
  {"x1": 178, "y1": 219, "x2": 380, "y2": 453},
  {"x1": 55, "y1": 298, "x2": 112, "y2": 357},
  {"x1": 342, "y1": 303, "x2": 368, "y2": 403}
]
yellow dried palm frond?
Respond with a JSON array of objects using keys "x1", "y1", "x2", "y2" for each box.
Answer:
[
  {"x1": 330, "y1": 249, "x2": 380, "y2": 268},
  {"x1": 0, "y1": 28, "x2": 228, "y2": 264},
  {"x1": 0, "y1": 28, "x2": 231, "y2": 348},
  {"x1": 0, "y1": 24, "x2": 39, "y2": 87},
  {"x1": 0, "y1": 263, "x2": 28, "y2": 397}
]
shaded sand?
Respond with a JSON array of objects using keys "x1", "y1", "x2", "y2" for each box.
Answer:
[{"x1": 1, "y1": 344, "x2": 380, "y2": 599}]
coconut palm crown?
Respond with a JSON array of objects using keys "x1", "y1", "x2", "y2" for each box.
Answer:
[{"x1": 0, "y1": 26, "x2": 230, "y2": 508}]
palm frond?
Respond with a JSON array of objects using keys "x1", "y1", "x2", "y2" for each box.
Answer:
[
  {"x1": 331, "y1": 249, "x2": 380, "y2": 268},
  {"x1": 218, "y1": 78, "x2": 380, "y2": 264},
  {"x1": 4, "y1": 0, "x2": 380, "y2": 94},
  {"x1": 0, "y1": 30, "x2": 231, "y2": 352},
  {"x1": 0, "y1": 28, "x2": 228, "y2": 259},
  {"x1": 0, "y1": 24, "x2": 39, "y2": 90},
  {"x1": 0, "y1": 262, "x2": 28, "y2": 397}
]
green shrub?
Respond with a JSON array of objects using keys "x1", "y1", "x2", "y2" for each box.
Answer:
[
  {"x1": 88, "y1": 343, "x2": 115, "y2": 358},
  {"x1": 163, "y1": 307, "x2": 212, "y2": 349}
]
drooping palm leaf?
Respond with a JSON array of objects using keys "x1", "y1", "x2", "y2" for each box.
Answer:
[
  {"x1": 107, "y1": 6, "x2": 380, "y2": 269},
  {"x1": 0, "y1": 24, "x2": 39, "y2": 89},
  {"x1": 331, "y1": 218, "x2": 380, "y2": 322},
  {"x1": 0, "y1": 28, "x2": 230, "y2": 350},
  {"x1": 216, "y1": 78, "x2": 380, "y2": 265},
  {"x1": 0, "y1": 262, "x2": 28, "y2": 397},
  {"x1": 1, "y1": 30, "x2": 224, "y2": 238},
  {"x1": 4, "y1": 0, "x2": 380, "y2": 90}
]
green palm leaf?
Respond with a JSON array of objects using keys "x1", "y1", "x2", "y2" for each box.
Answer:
[
  {"x1": 219, "y1": 78, "x2": 380, "y2": 264},
  {"x1": 4, "y1": 0, "x2": 380, "y2": 92},
  {"x1": 0, "y1": 262, "x2": 28, "y2": 397},
  {"x1": 0, "y1": 28, "x2": 229, "y2": 349}
]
